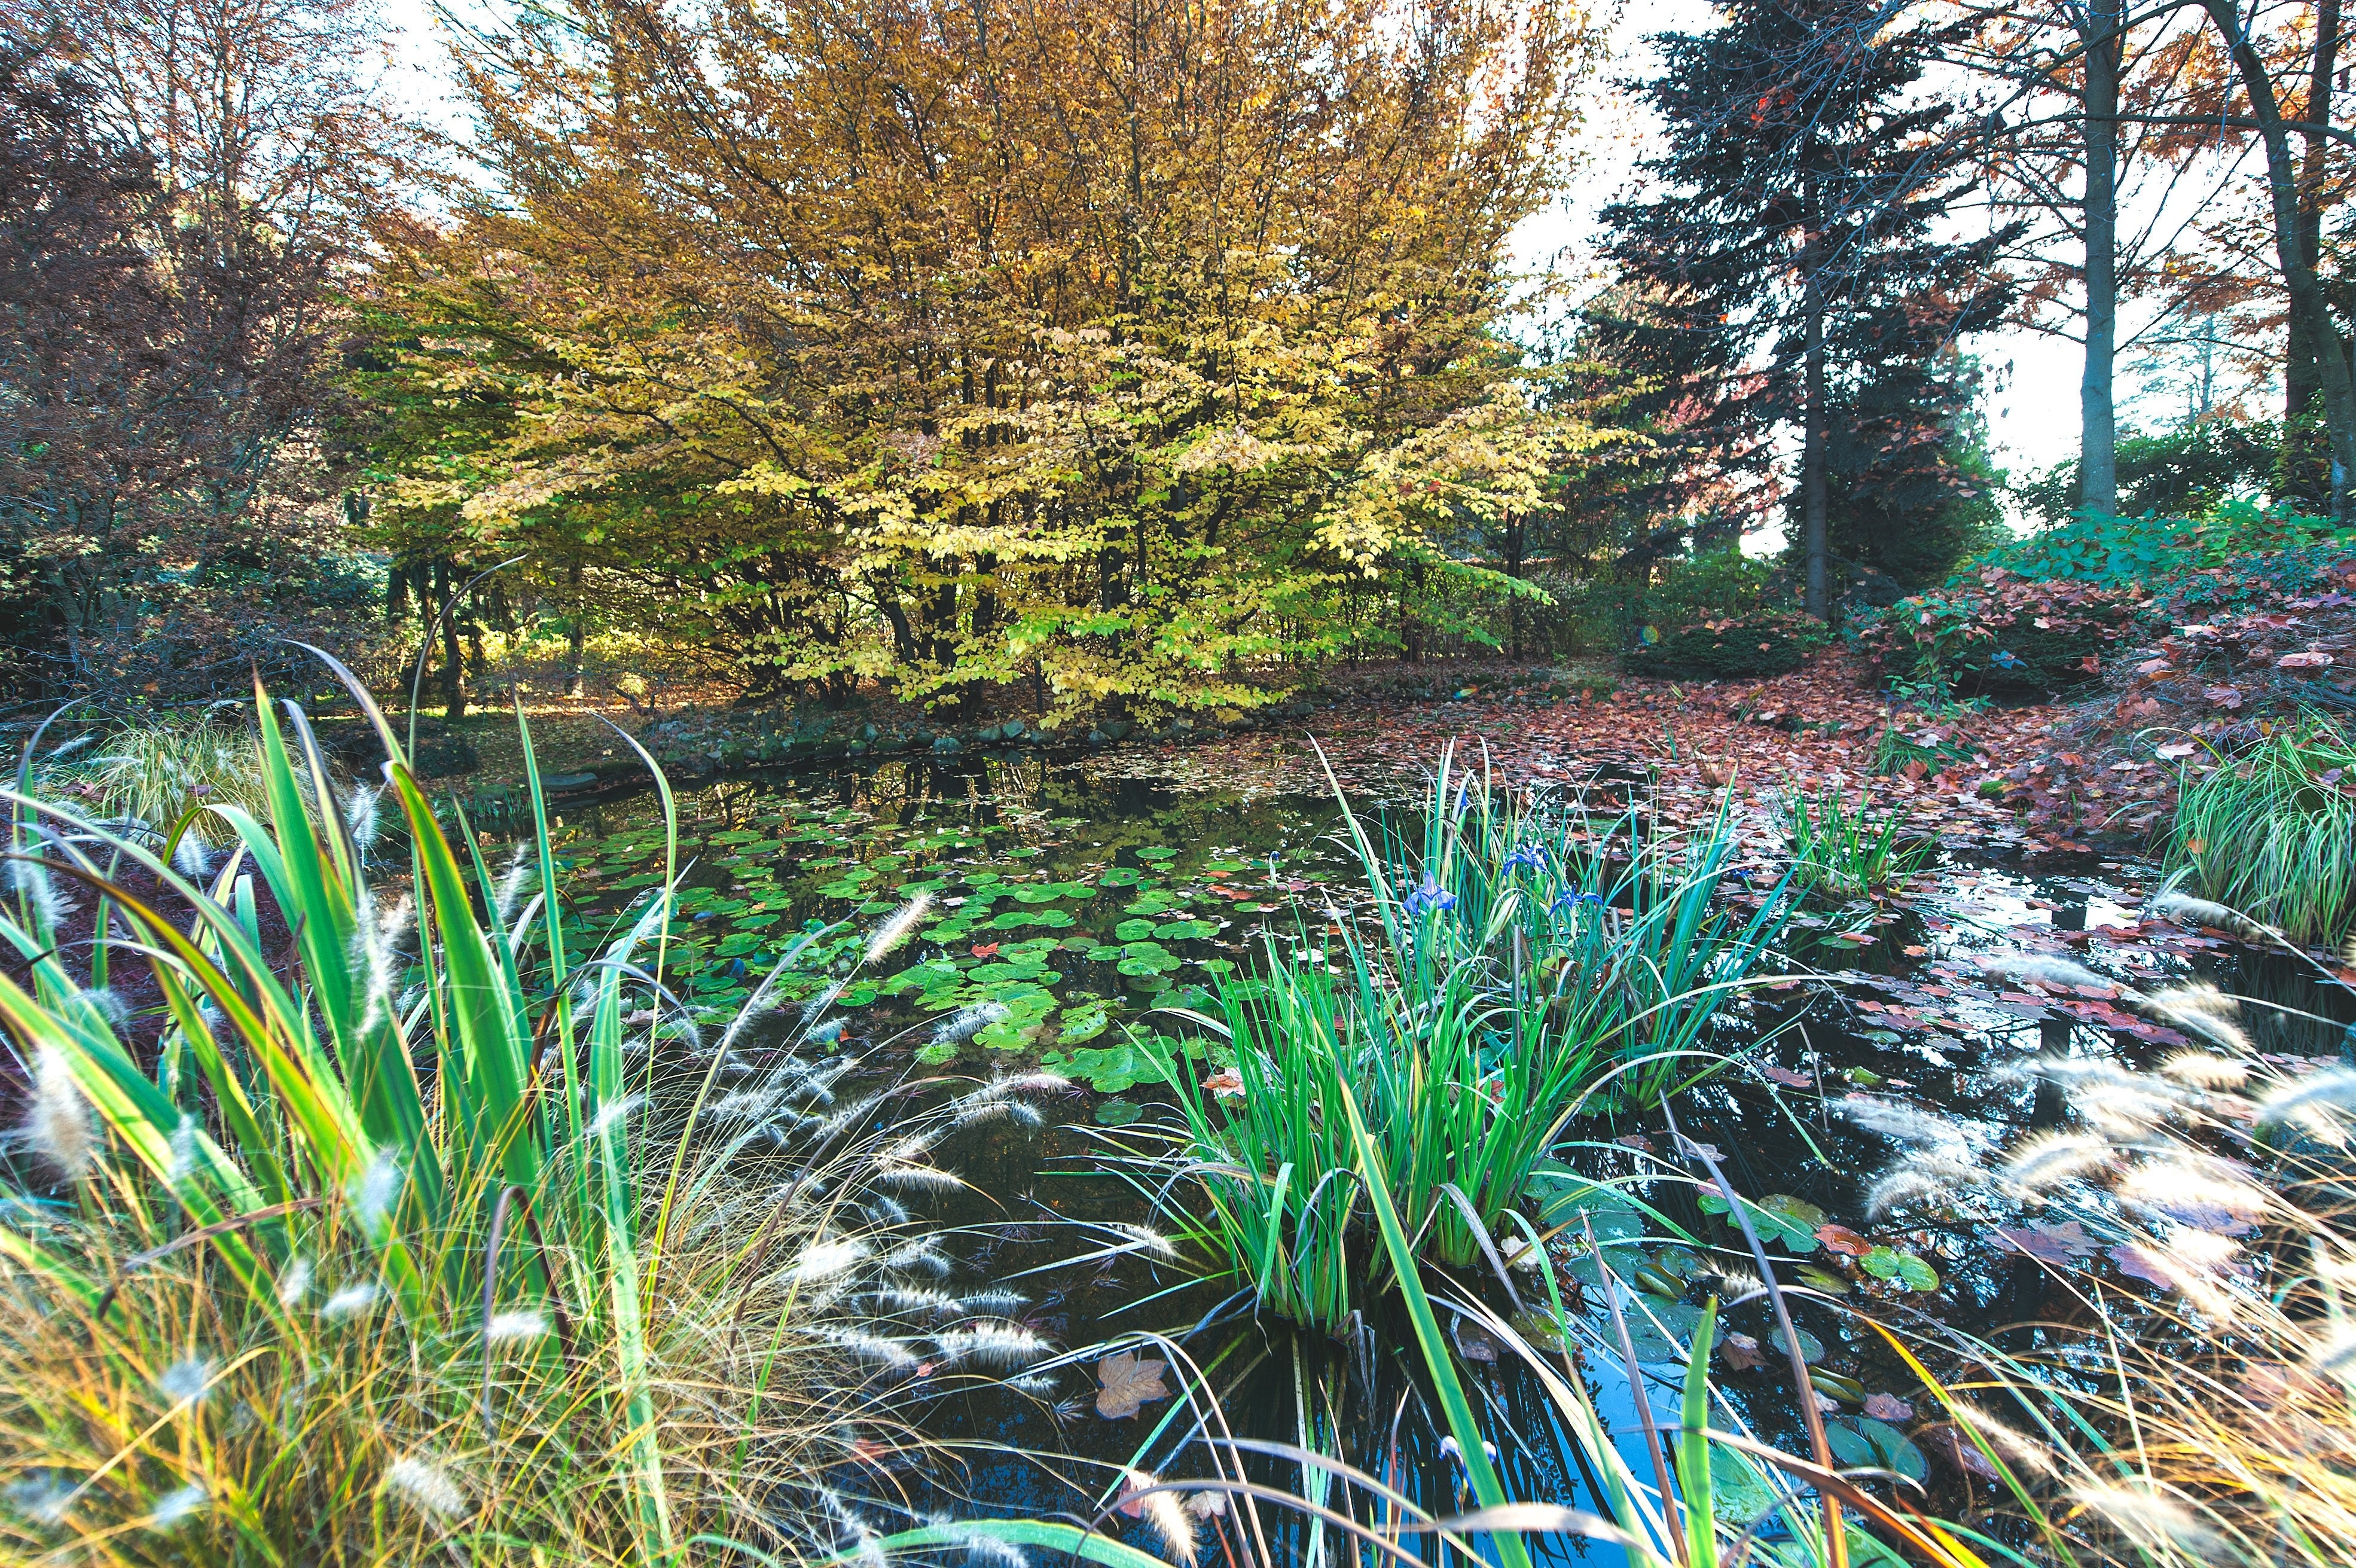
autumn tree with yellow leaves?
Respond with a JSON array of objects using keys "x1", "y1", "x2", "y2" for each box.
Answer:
[{"x1": 365, "y1": 0, "x2": 1602, "y2": 720}]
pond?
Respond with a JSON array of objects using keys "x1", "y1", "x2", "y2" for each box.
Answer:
[{"x1": 535, "y1": 744, "x2": 2353, "y2": 1563}]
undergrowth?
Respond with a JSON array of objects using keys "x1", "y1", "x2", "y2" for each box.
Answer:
[
  {"x1": 0, "y1": 669, "x2": 1091, "y2": 1564},
  {"x1": 2168, "y1": 719, "x2": 2356, "y2": 945}
]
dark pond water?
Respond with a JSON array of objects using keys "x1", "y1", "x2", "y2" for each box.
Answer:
[{"x1": 528, "y1": 746, "x2": 2351, "y2": 1563}]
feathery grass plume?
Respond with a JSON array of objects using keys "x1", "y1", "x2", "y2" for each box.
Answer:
[
  {"x1": 2115, "y1": 1157, "x2": 2274, "y2": 1232},
  {"x1": 342, "y1": 782, "x2": 383, "y2": 853},
  {"x1": 2304, "y1": 1326, "x2": 2356, "y2": 1378},
  {"x1": 276, "y1": 1255, "x2": 313, "y2": 1306},
  {"x1": 483, "y1": 1311, "x2": 549, "y2": 1346},
  {"x1": 931, "y1": 1002, "x2": 1011, "y2": 1044},
  {"x1": 2068, "y1": 1482, "x2": 2230, "y2": 1558},
  {"x1": 27, "y1": 1046, "x2": 94, "y2": 1179},
  {"x1": 163, "y1": 1113, "x2": 199, "y2": 1187},
  {"x1": 383, "y1": 1456, "x2": 467, "y2": 1521},
  {"x1": 865, "y1": 1195, "x2": 911, "y2": 1227},
  {"x1": 2256, "y1": 1066, "x2": 2356, "y2": 1145},
  {"x1": 2160, "y1": 1051, "x2": 2250, "y2": 1089},
  {"x1": 2001, "y1": 1131, "x2": 2117, "y2": 1192},
  {"x1": 960, "y1": 1071, "x2": 1071, "y2": 1103},
  {"x1": 951, "y1": 1097, "x2": 1044, "y2": 1130},
  {"x1": 811, "y1": 1091, "x2": 887, "y2": 1146},
  {"x1": 1979, "y1": 952, "x2": 2116, "y2": 993},
  {"x1": 875, "y1": 1161, "x2": 963, "y2": 1194},
  {"x1": 2141, "y1": 981, "x2": 2251, "y2": 1053},
  {"x1": 1111, "y1": 1222, "x2": 1180, "y2": 1261},
  {"x1": 1866, "y1": 1162, "x2": 1972, "y2": 1219},
  {"x1": 883, "y1": 1237, "x2": 951, "y2": 1277},
  {"x1": 154, "y1": 1357, "x2": 212, "y2": 1407},
  {"x1": 932, "y1": 1323, "x2": 1051, "y2": 1369},
  {"x1": 170, "y1": 830, "x2": 213, "y2": 877},
  {"x1": 819, "y1": 1326, "x2": 923, "y2": 1371},
  {"x1": 1836, "y1": 1093, "x2": 1974, "y2": 1150},
  {"x1": 150, "y1": 1481, "x2": 207, "y2": 1529},
  {"x1": 321, "y1": 1282, "x2": 380, "y2": 1322},
  {"x1": 2149, "y1": 889, "x2": 2272, "y2": 940},
  {"x1": 709, "y1": 1087, "x2": 781, "y2": 1124},
  {"x1": 1951, "y1": 1402, "x2": 2058, "y2": 1478},
  {"x1": 8, "y1": 858, "x2": 63, "y2": 929},
  {"x1": 869, "y1": 1286, "x2": 962, "y2": 1317},
  {"x1": 784, "y1": 1237, "x2": 871, "y2": 1285},
  {"x1": 958, "y1": 1289, "x2": 1029, "y2": 1316},
  {"x1": 864, "y1": 893, "x2": 933, "y2": 963},
  {"x1": 1123, "y1": 1472, "x2": 1198, "y2": 1567},
  {"x1": 585, "y1": 1093, "x2": 646, "y2": 1140},
  {"x1": 350, "y1": 1151, "x2": 403, "y2": 1224},
  {"x1": 953, "y1": 1524, "x2": 1030, "y2": 1567},
  {"x1": 882, "y1": 1132, "x2": 939, "y2": 1164},
  {"x1": 2033, "y1": 1058, "x2": 2185, "y2": 1135},
  {"x1": 346, "y1": 891, "x2": 417, "y2": 1037},
  {"x1": 492, "y1": 845, "x2": 533, "y2": 925}
]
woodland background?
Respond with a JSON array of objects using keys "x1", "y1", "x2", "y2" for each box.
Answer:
[{"x1": 2, "y1": 0, "x2": 2349, "y2": 728}]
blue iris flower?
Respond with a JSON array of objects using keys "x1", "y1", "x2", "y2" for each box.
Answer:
[
  {"x1": 1404, "y1": 873, "x2": 1458, "y2": 920},
  {"x1": 1990, "y1": 649, "x2": 2024, "y2": 670},
  {"x1": 1502, "y1": 843, "x2": 1546, "y2": 875},
  {"x1": 1547, "y1": 887, "x2": 1605, "y2": 917}
]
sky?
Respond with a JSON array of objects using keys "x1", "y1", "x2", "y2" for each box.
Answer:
[{"x1": 368, "y1": 0, "x2": 2129, "y2": 500}]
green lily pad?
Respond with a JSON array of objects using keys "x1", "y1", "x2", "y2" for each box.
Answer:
[
  {"x1": 1115, "y1": 919, "x2": 1158, "y2": 941},
  {"x1": 1057, "y1": 1002, "x2": 1111, "y2": 1044},
  {"x1": 1860, "y1": 1247, "x2": 1939, "y2": 1292},
  {"x1": 1698, "y1": 1191, "x2": 1823, "y2": 1253},
  {"x1": 1094, "y1": 1098, "x2": 1141, "y2": 1126},
  {"x1": 1768, "y1": 1326, "x2": 1826, "y2": 1365},
  {"x1": 1154, "y1": 919, "x2": 1217, "y2": 941},
  {"x1": 1827, "y1": 1416, "x2": 1928, "y2": 1482},
  {"x1": 1135, "y1": 846, "x2": 1178, "y2": 861}
]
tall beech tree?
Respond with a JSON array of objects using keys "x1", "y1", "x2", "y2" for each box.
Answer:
[
  {"x1": 375, "y1": 0, "x2": 1599, "y2": 718},
  {"x1": 1598, "y1": 0, "x2": 2017, "y2": 615}
]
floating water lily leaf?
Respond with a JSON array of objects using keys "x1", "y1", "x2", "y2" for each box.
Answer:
[
  {"x1": 1797, "y1": 1264, "x2": 1851, "y2": 1295},
  {"x1": 1769, "y1": 1326, "x2": 1826, "y2": 1364},
  {"x1": 1115, "y1": 919, "x2": 1158, "y2": 941},
  {"x1": 1134, "y1": 846, "x2": 1179, "y2": 862},
  {"x1": 915, "y1": 1040, "x2": 960, "y2": 1065},
  {"x1": 1057, "y1": 1002, "x2": 1110, "y2": 1044},
  {"x1": 1094, "y1": 1097, "x2": 1140, "y2": 1126},
  {"x1": 1155, "y1": 919, "x2": 1218, "y2": 941},
  {"x1": 1827, "y1": 1416, "x2": 1928, "y2": 1482},
  {"x1": 1698, "y1": 1192, "x2": 1821, "y2": 1252},
  {"x1": 1041, "y1": 1041, "x2": 1167, "y2": 1094},
  {"x1": 1098, "y1": 867, "x2": 1148, "y2": 886},
  {"x1": 1710, "y1": 1447, "x2": 1781, "y2": 1524},
  {"x1": 1860, "y1": 1247, "x2": 1939, "y2": 1291}
]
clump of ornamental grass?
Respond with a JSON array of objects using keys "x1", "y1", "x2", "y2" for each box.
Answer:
[
  {"x1": 1131, "y1": 743, "x2": 1790, "y2": 1328},
  {"x1": 45, "y1": 711, "x2": 278, "y2": 849},
  {"x1": 1777, "y1": 781, "x2": 1937, "y2": 902},
  {"x1": 2168, "y1": 718, "x2": 2356, "y2": 945},
  {"x1": 0, "y1": 669, "x2": 1083, "y2": 1566},
  {"x1": 1865, "y1": 920, "x2": 2356, "y2": 1567}
]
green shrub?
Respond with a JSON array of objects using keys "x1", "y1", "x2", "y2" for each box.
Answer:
[
  {"x1": 1850, "y1": 568, "x2": 2144, "y2": 695},
  {"x1": 1967, "y1": 498, "x2": 2354, "y2": 587},
  {"x1": 1626, "y1": 608, "x2": 1830, "y2": 679},
  {"x1": 2167, "y1": 720, "x2": 2356, "y2": 945}
]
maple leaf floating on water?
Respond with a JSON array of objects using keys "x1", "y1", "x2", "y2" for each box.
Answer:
[
  {"x1": 1991, "y1": 1220, "x2": 2096, "y2": 1265},
  {"x1": 1200, "y1": 1069, "x2": 1244, "y2": 1099},
  {"x1": 1761, "y1": 1064, "x2": 1814, "y2": 1088},
  {"x1": 1862, "y1": 1391, "x2": 1914, "y2": 1423},
  {"x1": 1720, "y1": 1331, "x2": 1766, "y2": 1371},
  {"x1": 1095, "y1": 1352, "x2": 1171, "y2": 1418},
  {"x1": 1815, "y1": 1223, "x2": 1871, "y2": 1257}
]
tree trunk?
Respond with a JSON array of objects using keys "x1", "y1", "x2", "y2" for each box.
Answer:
[
  {"x1": 2285, "y1": 0, "x2": 2340, "y2": 501},
  {"x1": 434, "y1": 559, "x2": 467, "y2": 720},
  {"x1": 1802, "y1": 226, "x2": 1830, "y2": 621},
  {"x1": 1503, "y1": 509, "x2": 1525, "y2": 661},
  {"x1": 2209, "y1": 0, "x2": 2356, "y2": 518},
  {"x1": 2079, "y1": 0, "x2": 2122, "y2": 516},
  {"x1": 565, "y1": 562, "x2": 587, "y2": 697}
]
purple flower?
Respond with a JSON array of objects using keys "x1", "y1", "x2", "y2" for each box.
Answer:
[
  {"x1": 1502, "y1": 843, "x2": 1545, "y2": 875},
  {"x1": 1404, "y1": 874, "x2": 1457, "y2": 920},
  {"x1": 1547, "y1": 887, "x2": 1604, "y2": 918}
]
